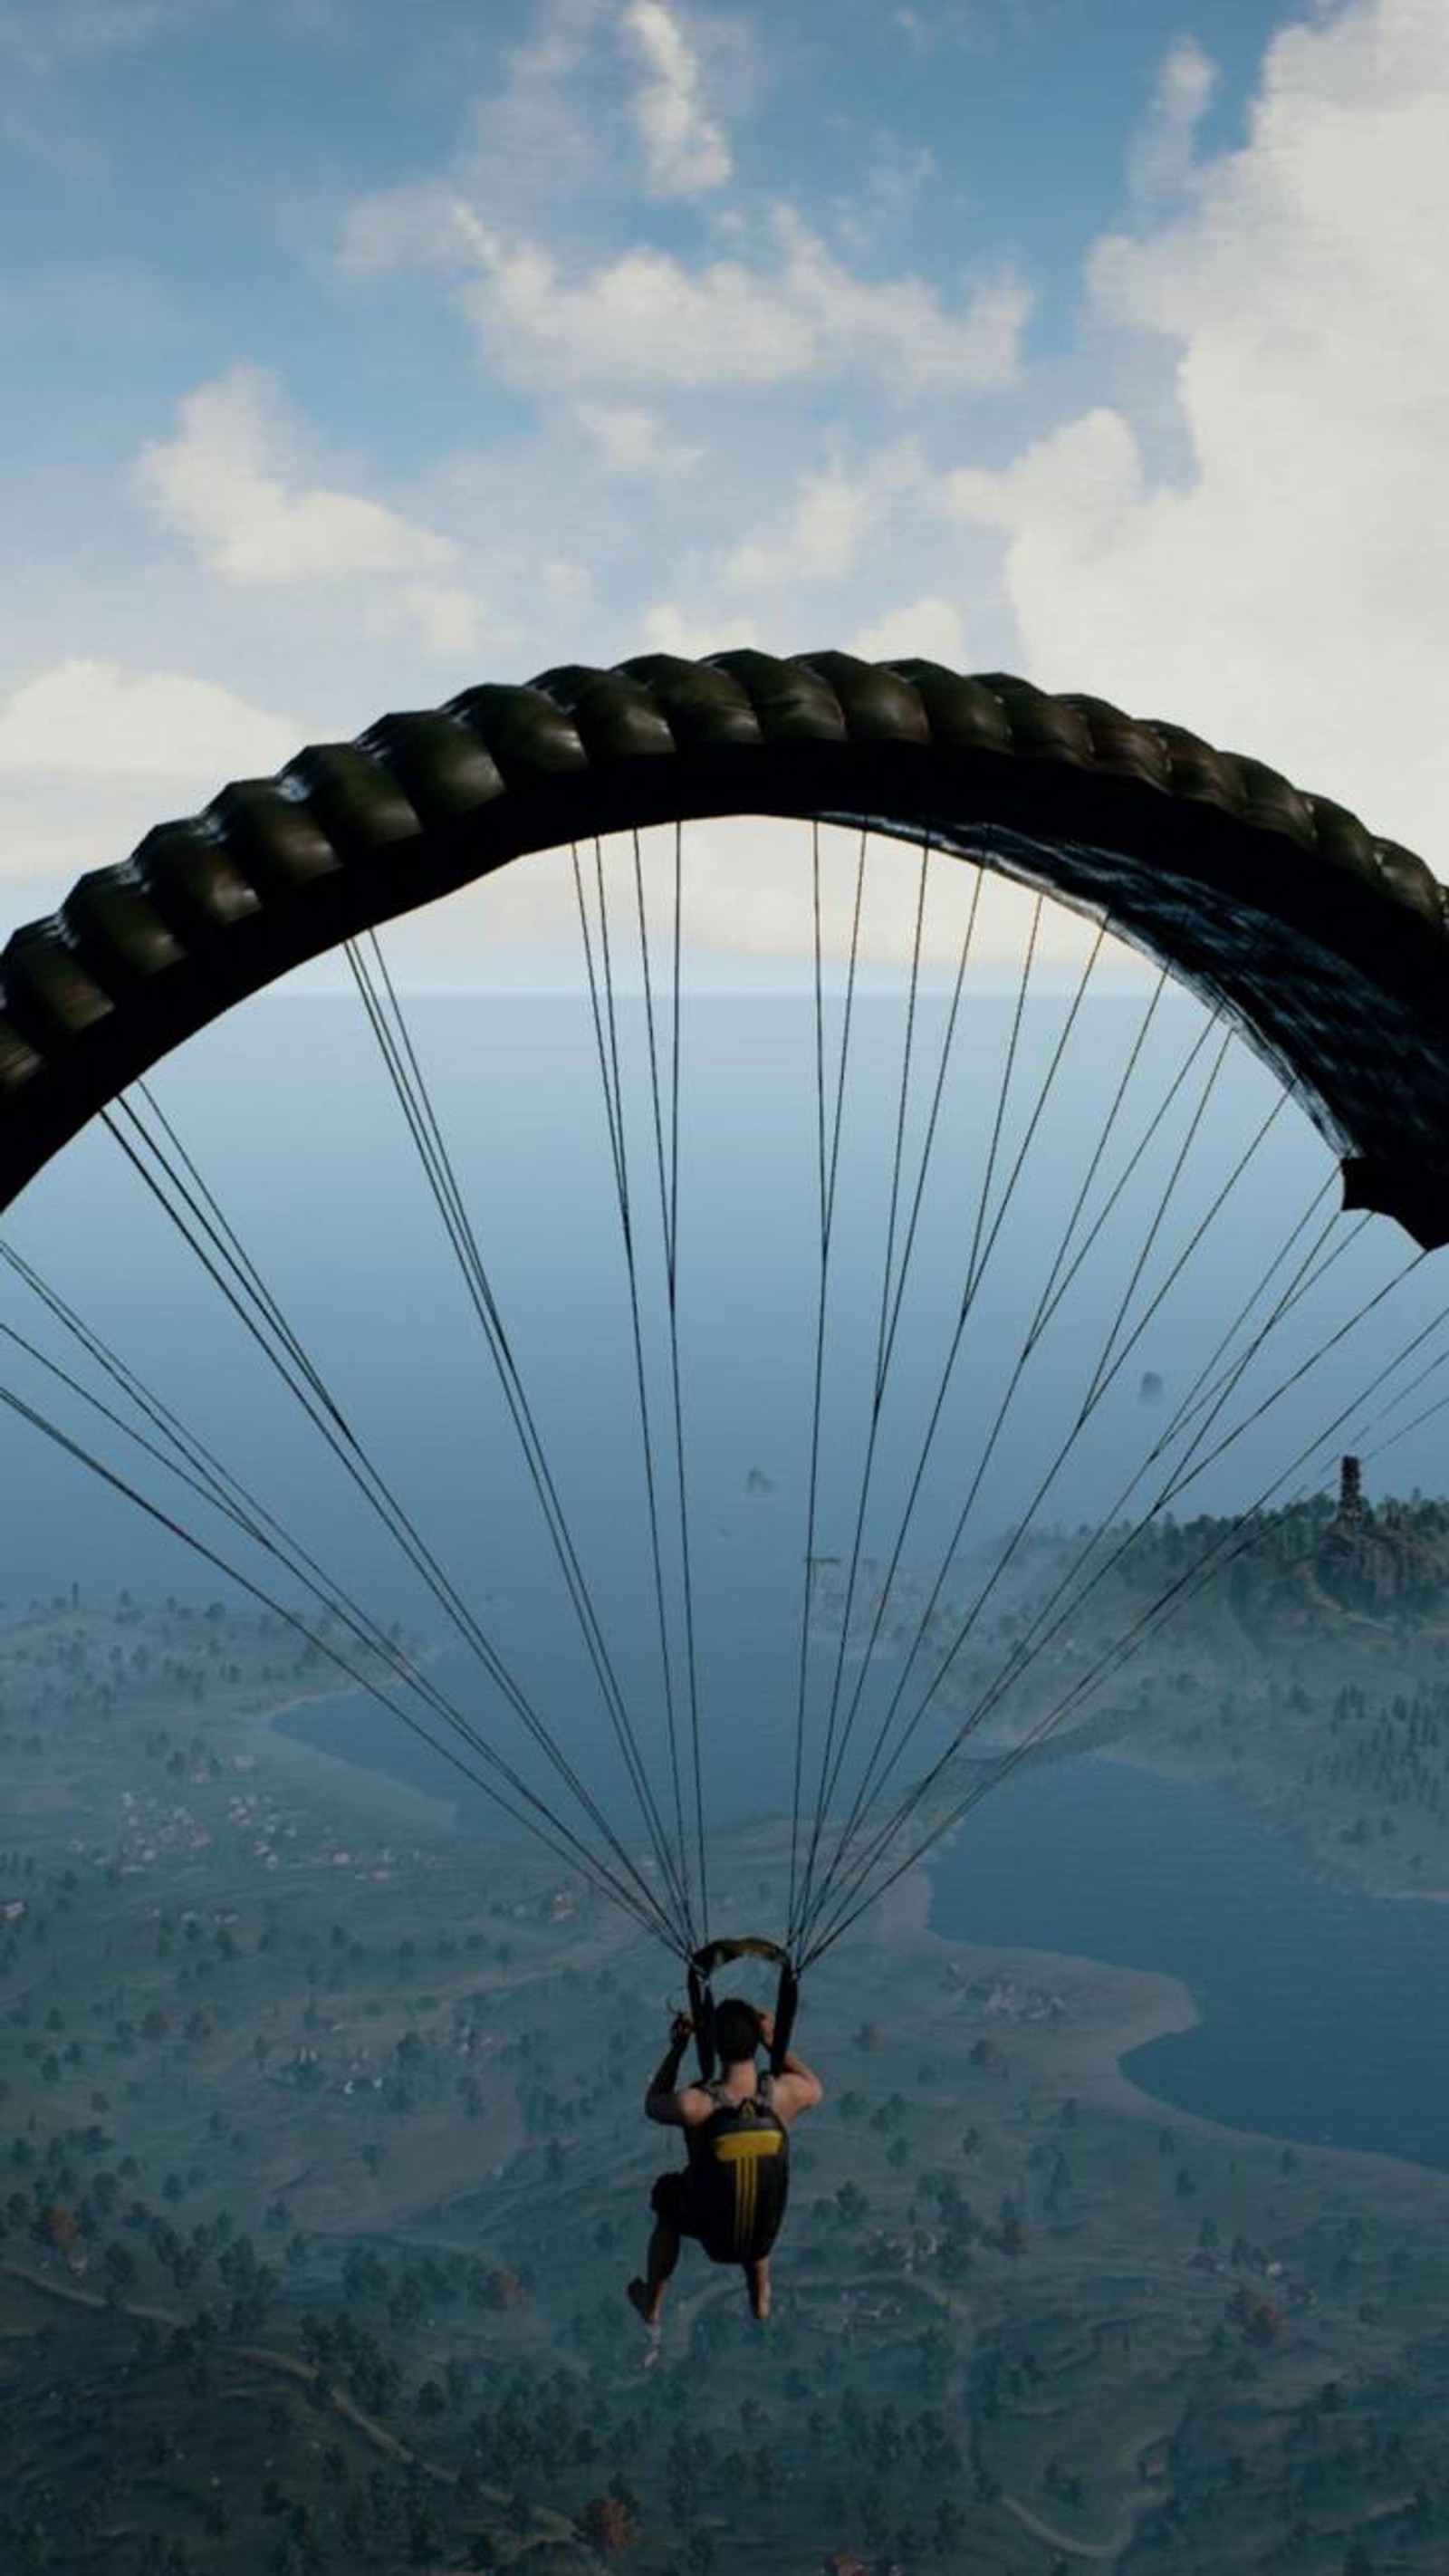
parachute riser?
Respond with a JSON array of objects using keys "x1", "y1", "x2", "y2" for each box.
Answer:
[{"x1": 687, "y1": 1938, "x2": 799, "y2": 2082}]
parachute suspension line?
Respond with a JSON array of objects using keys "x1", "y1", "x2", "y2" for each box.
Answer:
[
  {"x1": 130, "y1": 1080, "x2": 344, "y2": 1429},
  {"x1": 794, "y1": 908, "x2": 1122, "y2": 1937},
  {"x1": 0, "y1": 1238, "x2": 516, "y2": 1759},
  {"x1": 668, "y1": 818, "x2": 707, "y2": 1930},
  {"x1": 786, "y1": 825, "x2": 868, "y2": 1937},
  {"x1": 1145, "y1": 1232, "x2": 1430, "y2": 1514},
  {"x1": 629, "y1": 829, "x2": 708, "y2": 1940},
  {"x1": 1077, "y1": 1072, "x2": 1288, "y2": 1425},
  {"x1": 1022, "y1": 1011, "x2": 1219, "y2": 1352},
  {"x1": 343, "y1": 934, "x2": 695, "y2": 1944},
  {"x1": 0, "y1": 1369, "x2": 675, "y2": 1944},
  {"x1": 790, "y1": 831, "x2": 935, "y2": 1943},
  {"x1": 667, "y1": 817, "x2": 706, "y2": 1923},
  {"x1": 790, "y1": 999, "x2": 1241, "y2": 1888},
  {"x1": 873, "y1": 838, "x2": 932, "y2": 1407},
  {"x1": 1015, "y1": 963, "x2": 1170, "y2": 1344},
  {"x1": 954, "y1": 1188, "x2": 1346, "y2": 1744},
  {"x1": 785, "y1": 828, "x2": 825, "y2": 1928},
  {"x1": 859, "y1": 948, "x2": 1166, "y2": 1751},
  {"x1": 598, "y1": 831, "x2": 700, "y2": 1939},
  {"x1": 0, "y1": 1241, "x2": 518, "y2": 1758},
  {"x1": 572, "y1": 836, "x2": 695, "y2": 1933},
  {"x1": 793, "y1": 881, "x2": 1084, "y2": 1944},
  {"x1": 960, "y1": 891, "x2": 1045, "y2": 1316},
  {"x1": 565, "y1": 840, "x2": 691, "y2": 1937},
  {"x1": 571, "y1": 837, "x2": 704, "y2": 1951},
  {"x1": 817, "y1": 1182, "x2": 1342, "y2": 1925},
  {"x1": 1076, "y1": 1028, "x2": 1244, "y2": 1415},
  {"x1": 804, "y1": 1215, "x2": 1423, "y2": 1956},
  {"x1": 1358, "y1": 1330, "x2": 1449, "y2": 1463},
  {"x1": 962, "y1": 922, "x2": 1109, "y2": 1323},
  {"x1": 1355, "y1": 1310, "x2": 1449, "y2": 1459},
  {"x1": 826, "y1": 828, "x2": 871, "y2": 1246},
  {"x1": 802, "y1": 853, "x2": 994, "y2": 1795},
  {"x1": 802, "y1": 922, "x2": 1122, "y2": 1881},
  {"x1": 804, "y1": 1068, "x2": 1310, "y2": 1945},
  {"x1": 874, "y1": 861, "x2": 986, "y2": 1403},
  {"x1": 0, "y1": 1287, "x2": 629, "y2": 1891},
  {"x1": 803, "y1": 1250, "x2": 1442, "y2": 1966},
  {"x1": 800, "y1": 1004, "x2": 1265, "y2": 1944},
  {"x1": 1155, "y1": 1194, "x2": 1359, "y2": 1460},
  {"x1": 669, "y1": 822, "x2": 684, "y2": 1293},
  {"x1": 99, "y1": 1089, "x2": 682, "y2": 1947}
]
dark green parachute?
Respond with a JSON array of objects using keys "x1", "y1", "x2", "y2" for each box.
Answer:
[{"x1": 1, "y1": 651, "x2": 1446, "y2": 1242}]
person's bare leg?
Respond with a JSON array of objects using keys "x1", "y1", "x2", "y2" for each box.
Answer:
[
  {"x1": 745, "y1": 2255, "x2": 772, "y2": 2321},
  {"x1": 628, "y1": 2216, "x2": 678, "y2": 2327}
]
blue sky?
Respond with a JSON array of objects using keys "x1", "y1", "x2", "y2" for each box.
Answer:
[{"x1": 0, "y1": 0, "x2": 1444, "y2": 969}]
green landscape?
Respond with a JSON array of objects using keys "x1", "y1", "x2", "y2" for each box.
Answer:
[{"x1": 6, "y1": 1492, "x2": 1449, "y2": 2573}]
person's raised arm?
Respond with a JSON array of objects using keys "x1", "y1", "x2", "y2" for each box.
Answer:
[
  {"x1": 757, "y1": 2011, "x2": 824, "y2": 2110},
  {"x1": 644, "y1": 2012, "x2": 696, "y2": 2124}
]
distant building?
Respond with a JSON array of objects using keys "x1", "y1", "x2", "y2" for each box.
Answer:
[{"x1": 1338, "y1": 1454, "x2": 1367, "y2": 1523}]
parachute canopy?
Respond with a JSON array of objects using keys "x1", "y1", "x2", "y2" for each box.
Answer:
[
  {"x1": 3, "y1": 649, "x2": 1448, "y2": 1976},
  {"x1": 2, "y1": 653, "x2": 1447, "y2": 1243}
]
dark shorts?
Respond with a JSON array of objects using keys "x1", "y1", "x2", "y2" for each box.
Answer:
[{"x1": 649, "y1": 2167, "x2": 779, "y2": 2265}]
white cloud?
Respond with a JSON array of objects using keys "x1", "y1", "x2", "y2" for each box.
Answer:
[
  {"x1": 574, "y1": 399, "x2": 704, "y2": 477},
  {"x1": 130, "y1": 365, "x2": 490, "y2": 662},
  {"x1": 850, "y1": 597, "x2": 973, "y2": 668},
  {"x1": 725, "y1": 469, "x2": 876, "y2": 591},
  {"x1": 640, "y1": 602, "x2": 760, "y2": 658},
  {"x1": 888, "y1": 5, "x2": 994, "y2": 59},
  {"x1": 0, "y1": 658, "x2": 299, "y2": 782},
  {"x1": 724, "y1": 443, "x2": 922, "y2": 592},
  {"x1": 340, "y1": 183, "x2": 455, "y2": 277},
  {"x1": 622, "y1": 0, "x2": 731, "y2": 198},
  {"x1": 0, "y1": 659, "x2": 304, "y2": 899},
  {"x1": 1128, "y1": 34, "x2": 1218, "y2": 205},
  {"x1": 337, "y1": 0, "x2": 716, "y2": 255},
  {"x1": 135, "y1": 365, "x2": 455, "y2": 589},
  {"x1": 541, "y1": 558, "x2": 595, "y2": 611},
  {"x1": 360, "y1": 582, "x2": 485, "y2": 661},
  {"x1": 448, "y1": 0, "x2": 626, "y2": 225},
  {"x1": 349, "y1": 196, "x2": 1030, "y2": 399},
  {"x1": 944, "y1": 0, "x2": 1449, "y2": 866}
]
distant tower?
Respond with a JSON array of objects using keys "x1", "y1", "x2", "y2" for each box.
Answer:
[{"x1": 1339, "y1": 1455, "x2": 1367, "y2": 1523}]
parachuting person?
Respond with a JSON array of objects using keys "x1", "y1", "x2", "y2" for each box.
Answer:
[{"x1": 629, "y1": 1998, "x2": 823, "y2": 2328}]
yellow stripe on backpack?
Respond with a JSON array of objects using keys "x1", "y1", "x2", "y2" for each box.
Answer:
[{"x1": 706, "y1": 2128, "x2": 782, "y2": 2254}]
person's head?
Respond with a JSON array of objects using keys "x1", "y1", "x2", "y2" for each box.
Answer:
[{"x1": 713, "y1": 1996, "x2": 762, "y2": 2068}]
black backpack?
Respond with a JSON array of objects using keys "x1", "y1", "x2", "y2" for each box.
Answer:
[{"x1": 687, "y1": 2078, "x2": 791, "y2": 2264}]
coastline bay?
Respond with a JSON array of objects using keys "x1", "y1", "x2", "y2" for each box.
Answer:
[{"x1": 278, "y1": 1682, "x2": 1449, "y2": 2175}]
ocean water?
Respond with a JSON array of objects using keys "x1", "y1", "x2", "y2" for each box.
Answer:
[{"x1": 928, "y1": 1754, "x2": 1449, "y2": 2171}]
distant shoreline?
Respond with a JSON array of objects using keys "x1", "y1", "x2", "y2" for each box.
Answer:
[{"x1": 237, "y1": 1675, "x2": 464, "y2": 1841}]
